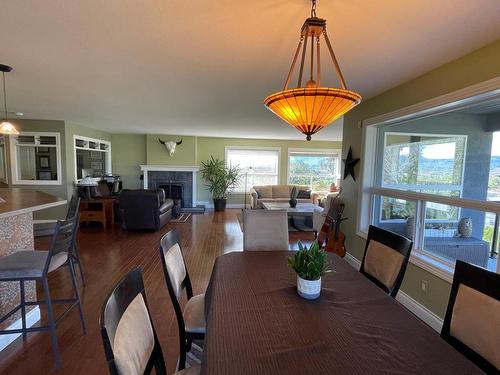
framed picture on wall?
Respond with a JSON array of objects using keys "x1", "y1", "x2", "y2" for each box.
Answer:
[
  {"x1": 91, "y1": 161, "x2": 103, "y2": 170},
  {"x1": 39, "y1": 155, "x2": 50, "y2": 169},
  {"x1": 38, "y1": 147, "x2": 49, "y2": 153},
  {"x1": 90, "y1": 151, "x2": 102, "y2": 159}
]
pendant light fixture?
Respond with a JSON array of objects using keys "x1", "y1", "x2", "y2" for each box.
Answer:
[
  {"x1": 0, "y1": 64, "x2": 19, "y2": 135},
  {"x1": 264, "y1": 0, "x2": 361, "y2": 140}
]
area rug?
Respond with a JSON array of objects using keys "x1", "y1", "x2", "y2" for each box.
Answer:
[{"x1": 170, "y1": 213, "x2": 191, "y2": 223}]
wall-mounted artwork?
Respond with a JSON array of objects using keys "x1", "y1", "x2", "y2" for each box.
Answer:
[
  {"x1": 91, "y1": 161, "x2": 103, "y2": 170},
  {"x1": 39, "y1": 155, "x2": 50, "y2": 169},
  {"x1": 90, "y1": 151, "x2": 102, "y2": 159}
]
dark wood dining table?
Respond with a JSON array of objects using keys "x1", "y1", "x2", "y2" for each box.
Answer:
[{"x1": 202, "y1": 251, "x2": 483, "y2": 374}]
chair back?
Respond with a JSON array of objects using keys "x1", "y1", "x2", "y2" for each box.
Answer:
[
  {"x1": 360, "y1": 225, "x2": 413, "y2": 297},
  {"x1": 43, "y1": 214, "x2": 79, "y2": 274},
  {"x1": 441, "y1": 260, "x2": 499, "y2": 373},
  {"x1": 65, "y1": 195, "x2": 81, "y2": 220},
  {"x1": 159, "y1": 229, "x2": 193, "y2": 335},
  {"x1": 100, "y1": 268, "x2": 166, "y2": 375},
  {"x1": 243, "y1": 209, "x2": 289, "y2": 251}
]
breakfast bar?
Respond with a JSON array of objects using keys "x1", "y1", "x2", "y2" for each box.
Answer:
[{"x1": 0, "y1": 188, "x2": 66, "y2": 349}]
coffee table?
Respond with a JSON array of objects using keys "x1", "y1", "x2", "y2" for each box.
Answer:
[{"x1": 261, "y1": 202, "x2": 323, "y2": 231}]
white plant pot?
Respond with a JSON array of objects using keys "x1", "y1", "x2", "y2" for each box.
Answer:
[{"x1": 297, "y1": 276, "x2": 321, "y2": 300}]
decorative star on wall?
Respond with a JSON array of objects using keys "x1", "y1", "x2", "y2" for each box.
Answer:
[{"x1": 343, "y1": 146, "x2": 360, "y2": 181}]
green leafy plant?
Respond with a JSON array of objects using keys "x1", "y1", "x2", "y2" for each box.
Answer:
[
  {"x1": 288, "y1": 241, "x2": 332, "y2": 281},
  {"x1": 200, "y1": 156, "x2": 241, "y2": 199}
]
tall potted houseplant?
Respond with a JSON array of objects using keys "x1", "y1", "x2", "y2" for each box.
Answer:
[
  {"x1": 288, "y1": 241, "x2": 331, "y2": 299},
  {"x1": 200, "y1": 156, "x2": 241, "y2": 211}
]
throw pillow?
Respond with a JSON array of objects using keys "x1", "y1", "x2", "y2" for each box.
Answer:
[{"x1": 297, "y1": 189, "x2": 311, "y2": 199}]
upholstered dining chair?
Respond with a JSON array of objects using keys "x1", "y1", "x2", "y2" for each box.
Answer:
[
  {"x1": 441, "y1": 260, "x2": 499, "y2": 373},
  {"x1": 0, "y1": 214, "x2": 86, "y2": 369},
  {"x1": 360, "y1": 225, "x2": 413, "y2": 298},
  {"x1": 242, "y1": 209, "x2": 289, "y2": 251},
  {"x1": 160, "y1": 229, "x2": 205, "y2": 371},
  {"x1": 33, "y1": 195, "x2": 85, "y2": 285},
  {"x1": 100, "y1": 268, "x2": 200, "y2": 375}
]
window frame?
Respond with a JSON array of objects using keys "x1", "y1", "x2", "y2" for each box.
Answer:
[
  {"x1": 9, "y1": 131, "x2": 62, "y2": 186},
  {"x1": 0, "y1": 135, "x2": 8, "y2": 184},
  {"x1": 73, "y1": 135, "x2": 112, "y2": 183},
  {"x1": 287, "y1": 147, "x2": 341, "y2": 191},
  {"x1": 224, "y1": 146, "x2": 281, "y2": 193},
  {"x1": 357, "y1": 77, "x2": 500, "y2": 279}
]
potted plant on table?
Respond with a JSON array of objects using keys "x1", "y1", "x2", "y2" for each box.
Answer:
[
  {"x1": 288, "y1": 241, "x2": 331, "y2": 300},
  {"x1": 200, "y1": 156, "x2": 241, "y2": 211}
]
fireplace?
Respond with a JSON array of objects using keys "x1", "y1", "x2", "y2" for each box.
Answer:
[
  {"x1": 140, "y1": 165, "x2": 200, "y2": 210},
  {"x1": 159, "y1": 184, "x2": 183, "y2": 206}
]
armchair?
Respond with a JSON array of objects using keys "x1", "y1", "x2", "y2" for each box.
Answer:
[{"x1": 118, "y1": 189, "x2": 173, "y2": 231}]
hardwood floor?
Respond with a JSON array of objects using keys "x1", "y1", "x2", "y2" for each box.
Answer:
[{"x1": 0, "y1": 209, "x2": 314, "y2": 374}]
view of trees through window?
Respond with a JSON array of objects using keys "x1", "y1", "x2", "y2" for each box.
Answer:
[
  {"x1": 381, "y1": 134, "x2": 466, "y2": 222},
  {"x1": 288, "y1": 151, "x2": 339, "y2": 191}
]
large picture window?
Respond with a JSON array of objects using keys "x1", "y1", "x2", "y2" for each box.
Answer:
[
  {"x1": 358, "y1": 90, "x2": 500, "y2": 277},
  {"x1": 225, "y1": 147, "x2": 280, "y2": 192},
  {"x1": 9, "y1": 132, "x2": 62, "y2": 185},
  {"x1": 288, "y1": 149, "x2": 340, "y2": 191}
]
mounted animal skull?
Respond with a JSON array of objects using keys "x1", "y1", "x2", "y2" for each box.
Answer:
[{"x1": 158, "y1": 138, "x2": 182, "y2": 156}]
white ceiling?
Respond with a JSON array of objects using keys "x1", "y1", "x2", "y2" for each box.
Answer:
[{"x1": 1, "y1": 0, "x2": 500, "y2": 141}]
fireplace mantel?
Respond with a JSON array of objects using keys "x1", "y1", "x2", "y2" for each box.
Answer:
[{"x1": 140, "y1": 165, "x2": 200, "y2": 207}]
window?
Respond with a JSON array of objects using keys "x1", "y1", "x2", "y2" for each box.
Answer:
[
  {"x1": 288, "y1": 149, "x2": 340, "y2": 191},
  {"x1": 9, "y1": 132, "x2": 62, "y2": 185},
  {"x1": 74, "y1": 135, "x2": 112, "y2": 182},
  {"x1": 225, "y1": 147, "x2": 280, "y2": 192},
  {"x1": 358, "y1": 88, "x2": 500, "y2": 278}
]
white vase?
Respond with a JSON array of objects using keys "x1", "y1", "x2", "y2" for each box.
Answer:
[{"x1": 297, "y1": 276, "x2": 321, "y2": 300}]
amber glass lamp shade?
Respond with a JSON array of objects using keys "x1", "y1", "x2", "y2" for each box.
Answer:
[
  {"x1": 0, "y1": 121, "x2": 19, "y2": 135},
  {"x1": 264, "y1": 87, "x2": 361, "y2": 140}
]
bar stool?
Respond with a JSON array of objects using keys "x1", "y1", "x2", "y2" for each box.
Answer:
[
  {"x1": 0, "y1": 214, "x2": 87, "y2": 369},
  {"x1": 33, "y1": 195, "x2": 85, "y2": 285}
]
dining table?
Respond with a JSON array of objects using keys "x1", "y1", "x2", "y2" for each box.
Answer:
[{"x1": 202, "y1": 251, "x2": 483, "y2": 374}]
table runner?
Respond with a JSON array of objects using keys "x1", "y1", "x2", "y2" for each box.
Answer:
[{"x1": 202, "y1": 251, "x2": 482, "y2": 374}]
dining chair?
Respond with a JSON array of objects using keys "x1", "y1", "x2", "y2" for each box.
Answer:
[
  {"x1": 160, "y1": 229, "x2": 205, "y2": 371},
  {"x1": 33, "y1": 195, "x2": 85, "y2": 285},
  {"x1": 360, "y1": 225, "x2": 413, "y2": 298},
  {"x1": 100, "y1": 268, "x2": 200, "y2": 375},
  {"x1": 242, "y1": 209, "x2": 289, "y2": 251},
  {"x1": 0, "y1": 213, "x2": 86, "y2": 369},
  {"x1": 440, "y1": 260, "x2": 499, "y2": 373}
]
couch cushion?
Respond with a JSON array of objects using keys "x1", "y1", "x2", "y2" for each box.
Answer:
[
  {"x1": 159, "y1": 199, "x2": 174, "y2": 214},
  {"x1": 272, "y1": 185, "x2": 291, "y2": 198},
  {"x1": 364, "y1": 240, "x2": 405, "y2": 290},
  {"x1": 297, "y1": 189, "x2": 311, "y2": 199},
  {"x1": 254, "y1": 186, "x2": 272, "y2": 198}
]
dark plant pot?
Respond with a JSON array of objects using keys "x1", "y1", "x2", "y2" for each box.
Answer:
[
  {"x1": 213, "y1": 198, "x2": 227, "y2": 211},
  {"x1": 289, "y1": 198, "x2": 297, "y2": 208}
]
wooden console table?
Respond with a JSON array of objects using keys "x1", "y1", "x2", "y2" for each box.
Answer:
[{"x1": 79, "y1": 199, "x2": 115, "y2": 229}]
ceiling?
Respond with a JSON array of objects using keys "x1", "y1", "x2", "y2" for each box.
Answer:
[{"x1": 1, "y1": 0, "x2": 499, "y2": 141}]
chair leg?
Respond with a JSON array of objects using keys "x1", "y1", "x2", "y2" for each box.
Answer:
[
  {"x1": 74, "y1": 243, "x2": 86, "y2": 286},
  {"x1": 68, "y1": 259, "x2": 87, "y2": 334},
  {"x1": 42, "y1": 277, "x2": 61, "y2": 369},
  {"x1": 154, "y1": 345, "x2": 167, "y2": 375},
  {"x1": 178, "y1": 332, "x2": 187, "y2": 371},
  {"x1": 185, "y1": 336, "x2": 193, "y2": 352},
  {"x1": 20, "y1": 280, "x2": 27, "y2": 342}
]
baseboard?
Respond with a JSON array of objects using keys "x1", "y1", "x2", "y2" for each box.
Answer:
[
  {"x1": 0, "y1": 307, "x2": 41, "y2": 351},
  {"x1": 196, "y1": 201, "x2": 245, "y2": 209},
  {"x1": 395, "y1": 291, "x2": 443, "y2": 333},
  {"x1": 344, "y1": 252, "x2": 443, "y2": 333}
]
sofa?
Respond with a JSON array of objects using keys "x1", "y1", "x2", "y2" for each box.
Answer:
[
  {"x1": 118, "y1": 189, "x2": 173, "y2": 231},
  {"x1": 249, "y1": 185, "x2": 319, "y2": 209}
]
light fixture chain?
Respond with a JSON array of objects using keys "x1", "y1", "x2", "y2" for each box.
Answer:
[
  {"x1": 2, "y1": 72, "x2": 7, "y2": 121},
  {"x1": 311, "y1": 0, "x2": 317, "y2": 18}
]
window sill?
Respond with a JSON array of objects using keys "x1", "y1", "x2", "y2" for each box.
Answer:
[{"x1": 13, "y1": 180, "x2": 62, "y2": 186}]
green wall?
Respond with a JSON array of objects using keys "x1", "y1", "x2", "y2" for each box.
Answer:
[
  {"x1": 111, "y1": 134, "x2": 147, "y2": 189},
  {"x1": 342, "y1": 39, "x2": 500, "y2": 318},
  {"x1": 146, "y1": 135, "x2": 196, "y2": 165}
]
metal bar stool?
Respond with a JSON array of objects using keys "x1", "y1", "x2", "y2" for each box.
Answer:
[
  {"x1": 33, "y1": 195, "x2": 86, "y2": 285},
  {"x1": 0, "y1": 213, "x2": 87, "y2": 369}
]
